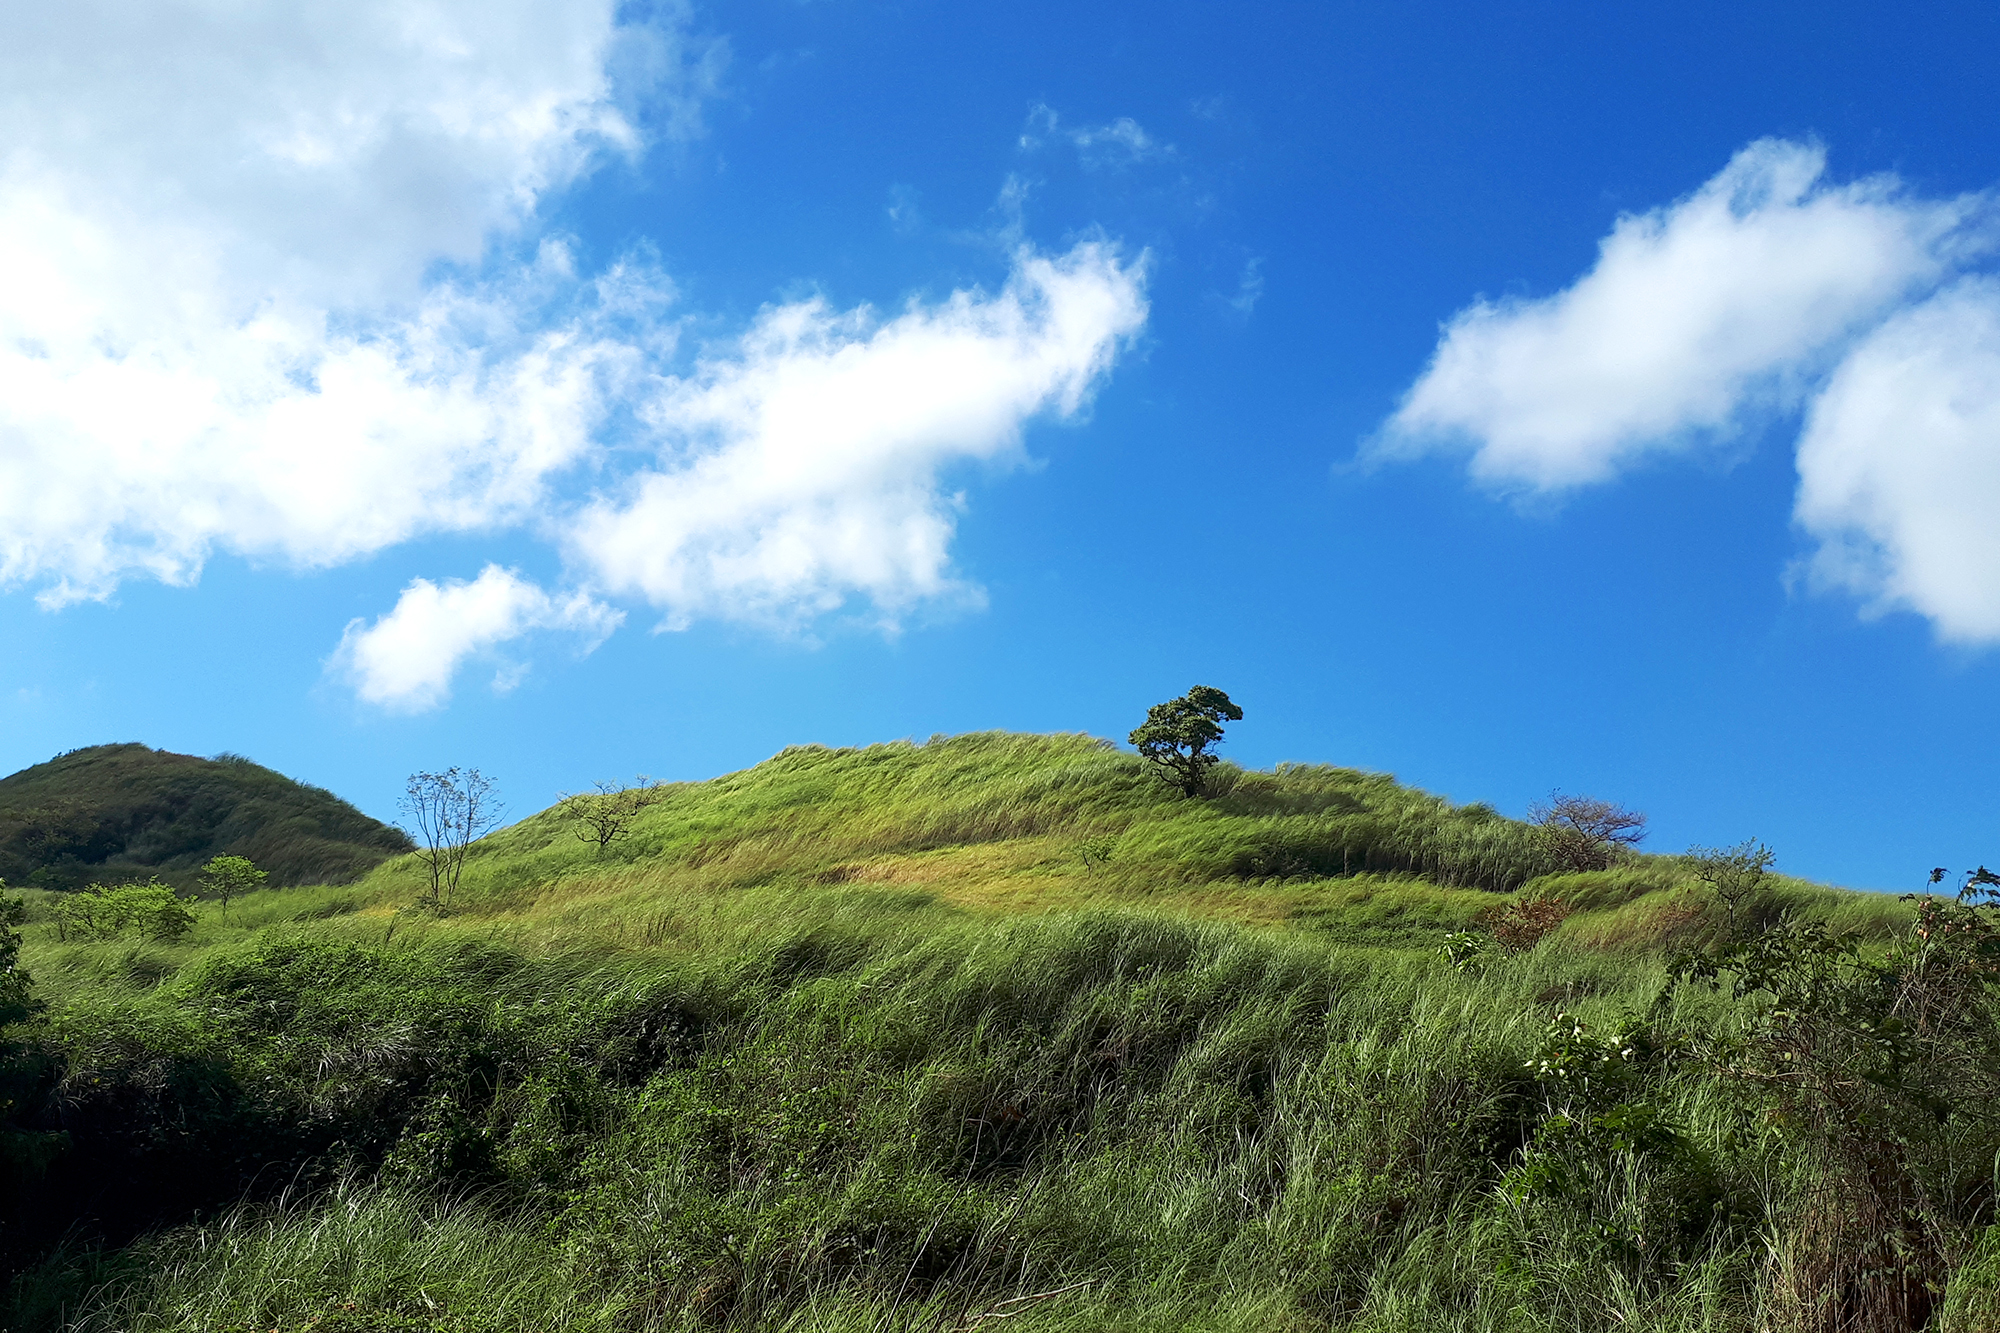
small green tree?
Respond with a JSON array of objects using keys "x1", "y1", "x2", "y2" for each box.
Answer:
[
  {"x1": 198, "y1": 854, "x2": 266, "y2": 914},
  {"x1": 51, "y1": 880, "x2": 196, "y2": 943},
  {"x1": 1684, "y1": 840, "x2": 1774, "y2": 937},
  {"x1": 1130, "y1": 686, "x2": 1243, "y2": 798}
]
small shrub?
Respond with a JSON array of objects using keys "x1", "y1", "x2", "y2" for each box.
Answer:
[
  {"x1": 1669, "y1": 880, "x2": 2000, "y2": 1332},
  {"x1": 1478, "y1": 893, "x2": 1573, "y2": 952},
  {"x1": 1683, "y1": 840, "x2": 1774, "y2": 937},
  {"x1": 1440, "y1": 930, "x2": 1492, "y2": 972}
]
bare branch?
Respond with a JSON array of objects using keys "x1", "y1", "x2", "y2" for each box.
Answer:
[
  {"x1": 399, "y1": 768, "x2": 504, "y2": 913},
  {"x1": 557, "y1": 776, "x2": 659, "y2": 855},
  {"x1": 1528, "y1": 791, "x2": 1648, "y2": 873}
]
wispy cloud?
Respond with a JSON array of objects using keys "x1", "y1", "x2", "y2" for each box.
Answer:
[
  {"x1": 886, "y1": 183, "x2": 924, "y2": 235},
  {"x1": 1227, "y1": 257, "x2": 1264, "y2": 319},
  {"x1": 1020, "y1": 104, "x2": 1174, "y2": 170}
]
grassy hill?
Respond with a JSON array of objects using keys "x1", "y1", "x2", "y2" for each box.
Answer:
[
  {"x1": 2, "y1": 733, "x2": 1992, "y2": 1333},
  {"x1": 0, "y1": 743, "x2": 412, "y2": 891}
]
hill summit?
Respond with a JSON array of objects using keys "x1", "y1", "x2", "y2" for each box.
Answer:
[{"x1": 0, "y1": 743, "x2": 411, "y2": 890}]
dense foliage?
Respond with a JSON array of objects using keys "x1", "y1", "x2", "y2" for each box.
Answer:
[
  {"x1": 0, "y1": 745, "x2": 412, "y2": 891},
  {"x1": 1130, "y1": 686, "x2": 1243, "y2": 798},
  {"x1": 49, "y1": 880, "x2": 197, "y2": 943}
]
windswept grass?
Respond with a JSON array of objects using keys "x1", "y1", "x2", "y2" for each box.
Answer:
[
  {"x1": 7, "y1": 911, "x2": 1753, "y2": 1331},
  {"x1": 0, "y1": 732, "x2": 1955, "y2": 1333}
]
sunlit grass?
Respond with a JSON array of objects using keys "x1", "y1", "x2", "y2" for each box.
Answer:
[
  {"x1": 3, "y1": 731, "x2": 1942, "y2": 1333},
  {"x1": 16, "y1": 731, "x2": 1911, "y2": 1006}
]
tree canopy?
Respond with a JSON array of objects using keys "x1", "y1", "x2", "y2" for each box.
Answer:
[{"x1": 1130, "y1": 686, "x2": 1243, "y2": 798}]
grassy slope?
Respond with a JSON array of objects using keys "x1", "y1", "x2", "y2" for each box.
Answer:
[
  {"x1": 0, "y1": 744, "x2": 413, "y2": 891},
  {"x1": 19, "y1": 731, "x2": 1903, "y2": 1002},
  {"x1": 370, "y1": 730, "x2": 1904, "y2": 944},
  {"x1": 7, "y1": 733, "x2": 1971, "y2": 1333}
]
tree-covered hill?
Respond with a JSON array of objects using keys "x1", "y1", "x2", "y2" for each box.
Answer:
[{"x1": 0, "y1": 743, "x2": 411, "y2": 890}]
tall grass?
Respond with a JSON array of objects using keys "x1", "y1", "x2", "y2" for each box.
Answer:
[
  {"x1": 424, "y1": 735, "x2": 1568, "y2": 903},
  {"x1": 1, "y1": 731, "x2": 1952, "y2": 1332},
  {"x1": 7, "y1": 901, "x2": 1987, "y2": 1332}
]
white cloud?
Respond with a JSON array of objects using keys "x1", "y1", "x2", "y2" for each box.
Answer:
[
  {"x1": 334, "y1": 565, "x2": 622, "y2": 710},
  {"x1": 1794, "y1": 277, "x2": 2000, "y2": 641},
  {"x1": 325, "y1": 239, "x2": 1143, "y2": 700},
  {"x1": 0, "y1": 1, "x2": 1152, "y2": 704},
  {"x1": 0, "y1": 0, "x2": 714, "y2": 604},
  {"x1": 570, "y1": 243, "x2": 1148, "y2": 625},
  {"x1": 1377, "y1": 140, "x2": 1984, "y2": 490}
]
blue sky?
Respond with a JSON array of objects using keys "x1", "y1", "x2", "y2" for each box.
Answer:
[{"x1": 5, "y1": 0, "x2": 2000, "y2": 890}]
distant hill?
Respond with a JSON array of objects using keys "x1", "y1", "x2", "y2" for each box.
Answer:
[{"x1": 0, "y1": 744, "x2": 412, "y2": 891}]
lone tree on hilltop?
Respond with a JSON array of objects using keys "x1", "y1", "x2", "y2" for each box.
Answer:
[
  {"x1": 1131, "y1": 686, "x2": 1242, "y2": 798},
  {"x1": 399, "y1": 768, "x2": 503, "y2": 914},
  {"x1": 198, "y1": 854, "x2": 265, "y2": 914},
  {"x1": 559, "y1": 778, "x2": 659, "y2": 855},
  {"x1": 1529, "y1": 792, "x2": 1648, "y2": 873}
]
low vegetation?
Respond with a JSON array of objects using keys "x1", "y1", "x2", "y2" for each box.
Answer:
[{"x1": 0, "y1": 731, "x2": 1988, "y2": 1333}]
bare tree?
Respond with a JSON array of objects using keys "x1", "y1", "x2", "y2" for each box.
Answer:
[
  {"x1": 1528, "y1": 792, "x2": 1648, "y2": 872},
  {"x1": 399, "y1": 768, "x2": 503, "y2": 913},
  {"x1": 1684, "y1": 839, "x2": 1775, "y2": 937},
  {"x1": 558, "y1": 777, "x2": 658, "y2": 854}
]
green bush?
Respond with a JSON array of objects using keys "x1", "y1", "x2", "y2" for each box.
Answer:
[{"x1": 51, "y1": 880, "x2": 198, "y2": 943}]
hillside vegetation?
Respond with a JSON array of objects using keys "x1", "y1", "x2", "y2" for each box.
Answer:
[
  {"x1": 0, "y1": 744, "x2": 412, "y2": 891},
  {"x1": 3, "y1": 732, "x2": 1993, "y2": 1333}
]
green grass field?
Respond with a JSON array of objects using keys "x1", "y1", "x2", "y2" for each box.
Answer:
[{"x1": 3, "y1": 734, "x2": 1992, "y2": 1333}]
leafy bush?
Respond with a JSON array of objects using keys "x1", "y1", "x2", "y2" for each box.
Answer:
[
  {"x1": 51, "y1": 880, "x2": 197, "y2": 943},
  {"x1": 1439, "y1": 930, "x2": 1492, "y2": 972},
  {"x1": 1669, "y1": 883, "x2": 2000, "y2": 1332},
  {"x1": 0, "y1": 891, "x2": 31, "y2": 1028}
]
